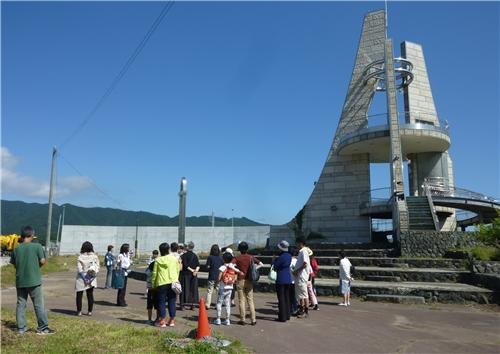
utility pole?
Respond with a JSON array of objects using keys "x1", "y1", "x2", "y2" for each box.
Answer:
[
  {"x1": 178, "y1": 177, "x2": 187, "y2": 244},
  {"x1": 45, "y1": 146, "x2": 57, "y2": 257}
]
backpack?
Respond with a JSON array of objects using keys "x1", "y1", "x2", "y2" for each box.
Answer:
[
  {"x1": 248, "y1": 257, "x2": 260, "y2": 282},
  {"x1": 222, "y1": 265, "x2": 237, "y2": 285}
]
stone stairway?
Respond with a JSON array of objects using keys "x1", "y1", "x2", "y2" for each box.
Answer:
[
  {"x1": 406, "y1": 196, "x2": 436, "y2": 230},
  {"x1": 130, "y1": 242, "x2": 493, "y2": 304}
]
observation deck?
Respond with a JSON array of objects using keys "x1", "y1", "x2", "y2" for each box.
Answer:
[{"x1": 337, "y1": 120, "x2": 450, "y2": 163}]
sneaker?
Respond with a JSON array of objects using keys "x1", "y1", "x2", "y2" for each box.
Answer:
[
  {"x1": 87, "y1": 312, "x2": 92, "y2": 316},
  {"x1": 347, "y1": 302, "x2": 351, "y2": 306},
  {"x1": 76, "y1": 311, "x2": 82, "y2": 316},
  {"x1": 251, "y1": 321, "x2": 257, "y2": 326},
  {"x1": 224, "y1": 319, "x2": 231, "y2": 326},
  {"x1": 18, "y1": 327, "x2": 27, "y2": 335},
  {"x1": 37, "y1": 327, "x2": 56, "y2": 335},
  {"x1": 214, "y1": 318, "x2": 221, "y2": 325},
  {"x1": 313, "y1": 304, "x2": 319, "y2": 311},
  {"x1": 168, "y1": 319, "x2": 175, "y2": 327},
  {"x1": 338, "y1": 303, "x2": 347, "y2": 306},
  {"x1": 238, "y1": 320, "x2": 247, "y2": 326}
]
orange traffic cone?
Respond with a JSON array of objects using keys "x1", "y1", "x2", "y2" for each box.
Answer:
[{"x1": 196, "y1": 298, "x2": 211, "y2": 339}]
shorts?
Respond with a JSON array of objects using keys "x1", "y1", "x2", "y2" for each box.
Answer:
[
  {"x1": 147, "y1": 288, "x2": 158, "y2": 310},
  {"x1": 295, "y1": 278, "x2": 308, "y2": 301},
  {"x1": 340, "y1": 279, "x2": 351, "y2": 295}
]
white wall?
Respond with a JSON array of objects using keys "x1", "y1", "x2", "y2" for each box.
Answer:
[{"x1": 59, "y1": 225, "x2": 271, "y2": 255}]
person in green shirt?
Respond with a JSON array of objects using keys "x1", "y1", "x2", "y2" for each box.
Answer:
[{"x1": 10, "y1": 226, "x2": 55, "y2": 335}]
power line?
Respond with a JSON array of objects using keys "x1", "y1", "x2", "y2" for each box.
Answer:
[
  {"x1": 58, "y1": 152, "x2": 126, "y2": 209},
  {"x1": 59, "y1": 1, "x2": 176, "y2": 149}
]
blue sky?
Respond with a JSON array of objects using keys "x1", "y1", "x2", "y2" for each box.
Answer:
[{"x1": 1, "y1": 1, "x2": 499, "y2": 224}]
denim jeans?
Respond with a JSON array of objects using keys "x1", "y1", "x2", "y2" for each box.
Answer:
[
  {"x1": 16, "y1": 285, "x2": 49, "y2": 331},
  {"x1": 157, "y1": 284, "x2": 177, "y2": 319},
  {"x1": 105, "y1": 266, "x2": 113, "y2": 288}
]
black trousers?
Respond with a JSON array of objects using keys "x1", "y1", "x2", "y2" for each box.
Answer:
[
  {"x1": 276, "y1": 283, "x2": 291, "y2": 322},
  {"x1": 76, "y1": 287, "x2": 94, "y2": 312},
  {"x1": 116, "y1": 276, "x2": 128, "y2": 306}
]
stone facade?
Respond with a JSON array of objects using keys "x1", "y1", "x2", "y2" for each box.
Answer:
[
  {"x1": 301, "y1": 10, "x2": 386, "y2": 243},
  {"x1": 400, "y1": 231, "x2": 478, "y2": 258},
  {"x1": 472, "y1": 261, "x2": 500, "y2": 275}
]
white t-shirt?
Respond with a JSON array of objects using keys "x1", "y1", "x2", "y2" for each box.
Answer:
[
  {"x1": 218, "y1": 263, "x2": 239, "y2": 290},
  {"x1": 339, "y1": 258, "x2": 352, "y2": 281},
  {"x1": 118, "y1": 253, "x2": 132, "y2": 276},
  {"x1": 294, "y1": 248, "x2": 311, "y2": 282}
]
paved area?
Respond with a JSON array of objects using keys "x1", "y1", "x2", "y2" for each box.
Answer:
[{"x1": 2, "y1": 271, "x2": 499, "y2": 353}]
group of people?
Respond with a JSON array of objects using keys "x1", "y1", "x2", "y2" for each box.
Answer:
[{"x1": 10, "y1": 224, "x2": 354, "y2": 335}]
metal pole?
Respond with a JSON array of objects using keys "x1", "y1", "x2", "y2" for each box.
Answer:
[
  {"x1": 231, "y1": 208, "x2": 234, "y2": 240},
  {"x1": 178, "y1": 177, "x2": 187, "y2": 244},
  {"x1": 135, "y1": 218, "x2": 139, "y2": 259},
  {"x1": 45, "y1": 146, "x2": 57, "y2": 257}
]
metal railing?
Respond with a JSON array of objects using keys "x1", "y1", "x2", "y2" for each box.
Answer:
[
  {"x1": 423, "y1": 182, "x2": 440, "y2": 231},
  {"x1": 338, "y1": 110, "x2": 449, "y2": 146},
  {"x1": 358, "y1": 187, "x2": 392, "y2": 209},
  {"x1": 423, "y1": 177, "x2": 499, "y2": 203}
]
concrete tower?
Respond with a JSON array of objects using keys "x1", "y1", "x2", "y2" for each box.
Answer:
[{"x1": 298, "y1": 10, "x2": 454, "y2": 243}]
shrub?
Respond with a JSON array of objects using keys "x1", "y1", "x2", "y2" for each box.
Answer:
[
  {"x1": 475, "y1": 214, "x2": 500, "y2": 248},
  {"x1": 470, "y1": 246, "x2": 500, "y2": 261}
]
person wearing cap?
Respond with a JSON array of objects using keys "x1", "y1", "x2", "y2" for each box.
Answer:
[
  {"x1": 221, "y1": 247, "x2": 236, "y2": 306},
  {"x1": 10, "y1": 226, "x2": 55, "y2": 335},
  {"x1": 272, "y1": 240, "x2": 292, "y2": 322}
]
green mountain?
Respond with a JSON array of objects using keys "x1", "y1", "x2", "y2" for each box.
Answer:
[{"x1": 1, "y1": 200, "x2": 265, "y2": 243}]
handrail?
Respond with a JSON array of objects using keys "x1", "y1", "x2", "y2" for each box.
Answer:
[
  {"x1": 358, "y1": 187, "x2": 392, "y2": 209},
  {"x1": 423, "y1": 183, "x2": 440, "y2": 231},
  {"x1": 423, "y1": 178, "x2": 499, "y2": 203}
]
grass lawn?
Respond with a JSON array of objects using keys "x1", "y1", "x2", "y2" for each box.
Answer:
[
  {"x1": 1, "y1": 256, "x2": 75, "y2": 288},
  {"x1": 1, "y1": 308, "x2": 246, "y2": 354}
]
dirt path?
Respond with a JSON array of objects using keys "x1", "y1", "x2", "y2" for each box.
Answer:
[{"x1": 2, "y1": 271, "x2": 499, "y2": 353}]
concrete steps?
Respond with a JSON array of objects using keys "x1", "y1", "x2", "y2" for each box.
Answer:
[
  {"x1": 258, "y1": 249, "x2": 392, "y2": 257},
  {"x1": 253, "y1": 256, "x2": 467, "y2": 269},
  {"x1": 198, "y1": 263, "x2": 469, "y2": 283},
  {"x1": 129, "y1": 270, "x2": 492, "y2": 304},
  {"x1": 365, "y1": 294, "x2": 425, "y2": 304}
]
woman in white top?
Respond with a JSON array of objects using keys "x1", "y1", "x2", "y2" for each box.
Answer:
[
  {"x1": 338, "y1": 250, "x2": 353, "y2": 306},
  {"x1": 75, "y1": 241, "x2": 99, "y2": 316},
  {"x1": 116, "y1": 243, "x2": 132, "y2": 307}
]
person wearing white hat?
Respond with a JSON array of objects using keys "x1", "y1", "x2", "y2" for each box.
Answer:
[
  {"x1": 272, "y1": 240, "x2": 292, "y2": 322},
  {"x1": 305, "y1": 248, "x2": 319, "y2": 311}
]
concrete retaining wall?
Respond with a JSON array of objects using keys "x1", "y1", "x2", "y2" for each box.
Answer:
[
  {"x1": 60, "y1": 225, "x2": 271, "y2": 255},
  {"x1": 400, "y1": 231, "x2": 478, "y2": 258}
]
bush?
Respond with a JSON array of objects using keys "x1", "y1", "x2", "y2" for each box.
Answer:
[
  {"x1": 470, "y1": 246, "x2": 500, "y2": 261},
  {"x1": 475, "y1": 214, "x2": 500, "y2": 248}
]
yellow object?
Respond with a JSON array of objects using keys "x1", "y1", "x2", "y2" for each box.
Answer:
[{"x1": 0, "y1": 234, "x2": 20, "y2": 251}]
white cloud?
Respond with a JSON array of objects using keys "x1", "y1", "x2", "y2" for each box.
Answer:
[{"x1": 1, "y1": 147, "x2": 92, "y2": 198}]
